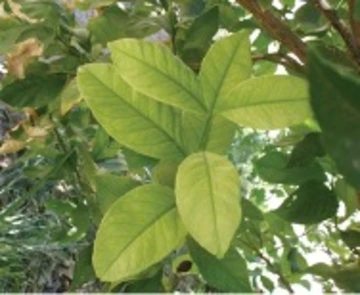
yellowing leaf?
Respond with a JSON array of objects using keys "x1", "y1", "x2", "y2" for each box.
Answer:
[
  {"x1": 93, "y1": 184, "x2": 186, "y2": 282},
  {"x1": 176, "y1": 152, "x2": 241, "y2": 258},
  {"x1": 0, "y1": 139, "x2": 25, "y2": 154},
  {"x1": 219, "y1": 75, "x2": 311, "y2": 129},
  {"x1": 77, "y1": 63, "x2": 186, "y2": 160},
  {"x1": 109, "y1": 39, "x2": 204, "y2": 113},
  {"x1": 60, "y1": 79, "x2": 82, "y2": 115}
]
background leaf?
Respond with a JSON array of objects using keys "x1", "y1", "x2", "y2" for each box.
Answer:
[{"x1": 188, "y1": 238, "x2": 252, "y2": 292}]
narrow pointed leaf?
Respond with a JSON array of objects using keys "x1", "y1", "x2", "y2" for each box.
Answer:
[
  {"x1": 200, "y1": 30, "x2": 251, "y2": 111},
  {"x1": 188, "y1": 238, "x2": 252, "y2": 292},
  {"x1": 176, "y1": 152, "x2": 241, "y2": 257},
  {"x1": 109, "y1": 39, "x2": 204, "y2": 113},
  {"x1": 93, "y1": 184, "x2": 186, "y2": 282},
  {"x1": 218, "y1": 75, "x2": 311, "y2": 129},
  {"x1": 77, "y1": 64, "x2": 185, "y2": 160}
]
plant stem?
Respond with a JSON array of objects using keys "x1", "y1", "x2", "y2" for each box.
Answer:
[
  {"x1": 312, "y1": 0, "x2": 360, "y2": 67},
  {"x1": 348, "y1": 0, "x2": 360, "y2": 47},
  {"x1": 252, "y1": 52, "x2": 305, "y2": 74},
  {"x1": 236, "y1": 0, "x2": 307, "y2": 63}
]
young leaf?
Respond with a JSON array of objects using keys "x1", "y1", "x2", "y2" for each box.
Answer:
[
  {"x1": 93, "y1": 184, "x2": 186, "y2": 282},
  {"x1": 218, "y1": 75, "x2": 311, "y2": 129},
  {"x1": 108, "y1": 39, "x2": 204, "y2": 113},
  {"x1": 77, "y1": 64, "x2": 186, "y2": 160},
  {"x1": 308, "y1": 49, "x2": 360, "y2": 188},
  {"x1": 176, "y1": 152, "x2": 241, "y2": 258},
  {"x1": 200, "y1": 30, "x2": 251, "y2": 111},
  {"x1": 273, "y1": 181, "x2": 338, "y2": 224},
  {"x1": 188, "y1": 238, "x2": 252, "y2": 292}
]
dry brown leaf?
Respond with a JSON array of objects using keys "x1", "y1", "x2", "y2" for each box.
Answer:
[
  {"x1": 0, "y1": 139, "x2": 25, "y2": 155},
  {"x1": 8, "y1": 0, "x2": 38, "y2": 23},
  {"x1": 24, "y1": 125, "x2": 50, "y2": 139},
  {"x1": 6, "y1": 38, "x2": 43, "y2": 79}
]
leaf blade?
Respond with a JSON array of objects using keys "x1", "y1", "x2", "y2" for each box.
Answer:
[
  {"x1": 109, "y1": 39, "x2": 204, "y2": 113},
  {"x1": 93, "y1": 184, "x2": 186, "y2": 282},
  {"x1": 77, "y1": 63, "x2": 185, "y2": 160},
  {"x1": 219, "y1": 75, "x2": 311, "y2": 129},
  {"x1": 176, "y1": 152, "x2": 241, "y2": 257}
]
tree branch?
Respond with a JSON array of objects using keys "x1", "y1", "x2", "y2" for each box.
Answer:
[
  {"x1": 236, "y1": 0, "x2": 307, "y2": 63},
  {"x1": 252, "y1": 52, "x2": 305, "y2": 74},
  {"x1": 312, "y1": 0, "x2": 360, "y2": 66},
  {"x1": 348, "y1": 0, "x2": 360, "y2": 47}
]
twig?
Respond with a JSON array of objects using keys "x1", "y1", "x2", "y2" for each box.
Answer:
[
  {"x1": 348, "y1": 0, "x2": 360, "y2": 46},
  {"x1": 236, "y1": 0, "x2": 307, "y2": 63},
  {"x1": 239, "y1": 239, "x2": 295, "y2": 293},
  {"x1": 312, "y1": 0, "x2": 360, "y2": 66},
  {"x1": 252, "y1": 52, "x2": 305, "y2": 74}
]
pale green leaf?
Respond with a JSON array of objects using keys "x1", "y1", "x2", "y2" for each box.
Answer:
[
  {"x1": 176, "y1": 152, "x2": 241, "y2": 257},
  {"x1": 109, "y1": 39, "x2": 204, "y2": 113},
  {"x1": 95, "y1": 173, "x2": 139, "y2": 214},
  {"x1": 93, "y1": 184, "x2": 186, "y2": 282},
  {"x1": 77, "y1": 63, "x2": 185, "y2": 160},
  {"x1": 180, "y1": 113, "x2": 236, "y2": 154},
  {"x1": 200, "y1": 30, "x2": 251, "y2": 111},
  {"x1": 60, "y1": 79, "x2": 82, "y2": 116},
  {"x1": 219, "y1": 75, "x2": 311, "y2": 129}
]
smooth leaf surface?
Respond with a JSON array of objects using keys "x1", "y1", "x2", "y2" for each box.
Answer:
[
  {"x1": 109, "y1": 39, "x2": 204, "y2": 113},
  {"x1": 176, "y1": 152, "x2": 241, "y2": 257},
  {"x1": 200, "y1": 30, "x2": 251, "y2": 110},
  {"x1": 93, "y1": 184, "x2": 186, "y2": 282},
  {"x1": 188, "y1": 238, "x2": 252, "y2": 292},
  {"x1": 255, "y1": 151, "x2": 325, "y2": 184},
  {"x1": 309, "y1": 49, "x2": 360, "y2": 188},
  {"x1": 0, "y1": 74, "x2": 67, "y2": 108},
  {"x1": 219, "y1": 75, "x2": 311, "y2": 129},
  {"x1": 180, "y1": 113, "x2": 236, "y2": 154},
  {"x1": 273, "y1": 181, "x2": 338, "y2": 224},
  {"x1": 77, "y1": 64, "x2": 185, "y2": 160},
  {"x1": 95, "y1": 174, "x2": 139, "y2": 214}
]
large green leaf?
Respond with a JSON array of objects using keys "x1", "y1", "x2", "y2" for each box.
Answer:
[
  {"x1": 93, "y1": 184, "x2": 186, "y2": 282},
  {"x1": 199, "y1": 30, "x2": 251, "y2": 111},
  {"x1": 308, "y1": 49, "x2": 360, "y2": 188},
  {"x1": 188, "y1": 238, "x2": 252, "y2": 292},
  {"x1": 0, "y1": 74, "x2": 67, "y2": 108},
  {"x1": 176, "y1": 152, "x2": 241, "y2": 257},
  {"x1": 255, "y1": 151, "x2": 325, "y2": 184},
  {"x1": 218, "y1": 75, "x2": 311, "y2": 129},
  {"x1": 273, "y1": 181, "x2": 338, "y2": 224},
  {"x1": 108, "y1": 39, "x2": 204, "y2": 113},
  {"x1": 77, "y1": 64, "x2": 186, "y2": 160}
]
